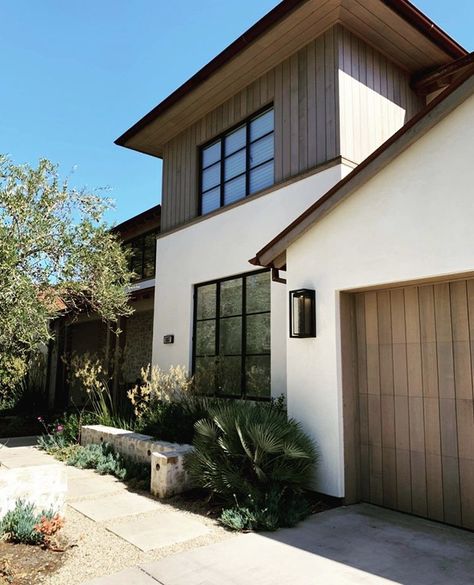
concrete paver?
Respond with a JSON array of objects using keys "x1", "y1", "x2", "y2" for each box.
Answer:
[
  {"x1": 66, "y1": 470, "x2": 128, "y2": 502},
  {"x1": 70, "y1": 491, "x2": 160, "y2": 522},
  {"x1": 84, "y1": 567, "x2": 159, "y2": 585},
  {"x1": 0, "y1": 445, "x2": 59, "y2": 468},
  {"x1": 137, "y1": 504, "x2": 474, "y2": 585},
  {"x1": 106, "y1": 509, "x2": 210, "y2": 552}
]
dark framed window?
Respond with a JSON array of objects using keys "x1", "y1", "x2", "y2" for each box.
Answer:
[
  {"x1": 124, "y1": 230, "x2": 158, "y2": 281},
  {"x1": 199, "y1": 107, "x2": 275, "y2": 216},
  {"x1": 193, "y1": 269, "x2": 271, "y2": 400}
]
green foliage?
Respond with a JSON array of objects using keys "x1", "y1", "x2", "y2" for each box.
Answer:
[
  {"x1": 66, "y1": 442, "x2": 149, "y2": 488},
  {"x1": 67, "y1": 353, "x2": 133, "y2": 430},
  {"x1": 136, "y1": 397, "x2": 212, "y2": 444},
  {"x1": 0, "y1": 155, "x2": 134, "y2": 399},
  {"x1": 185, "y1": 401, "x2": 317, "y2": 531},
  {"x1": 0, "y1": 500, "x2": 56, "y2": 545},
  {"x1": 219, "y1": 489, "x2": 311, "y2": 531}
]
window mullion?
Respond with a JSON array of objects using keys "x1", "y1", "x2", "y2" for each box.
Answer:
[
  {"x1": 220, "y1": 139, "x2": 225, "y2": 209},
  {"x1": 215, "y1": 283, "x2": 221, "y2": 395},
  {"x1": 245, "y1": 123, "x2": 250, "y2": 197},
  {"x1": 241, "y1": 276, "x2": 247, "y2": 399}
]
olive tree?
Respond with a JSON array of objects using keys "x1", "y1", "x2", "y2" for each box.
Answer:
[{"x1": 0, "y1": 155, "x2": 133, "y2": 396}]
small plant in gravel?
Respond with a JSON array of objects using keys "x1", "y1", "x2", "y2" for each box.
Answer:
[
  {"x1": 0, "y1": 500, "x2": 62, "y2": 546},
  {"x1": 66, "y1": 443, "x2": 149, "y2": 489}
]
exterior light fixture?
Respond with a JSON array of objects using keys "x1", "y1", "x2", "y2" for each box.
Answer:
[{"x1": 289, "y1": 289, "x2": 316, "y2": 338}]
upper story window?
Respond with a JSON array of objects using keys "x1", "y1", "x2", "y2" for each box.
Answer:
[
  {"x1": 124, "y1": 230, "x2": 158, "y2": 282},
  {"x1": 199, "y1": 107, "x2": 275, "y2": 216}
]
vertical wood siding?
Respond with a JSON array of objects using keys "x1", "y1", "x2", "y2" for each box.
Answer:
[
  {"x1": 354, "y1": 279, "x2": 474, "y2": 530},
  {"x1": 338, "y1": 27, "x2": 423, "y2": 164},
  {"x1": 161, "y1": 25, "x2": 422, "y2": 232}
]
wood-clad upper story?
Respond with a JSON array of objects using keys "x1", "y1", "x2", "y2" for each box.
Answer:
[{"x1": 116, "y1": 0, "x2": 467, "y2": 233}]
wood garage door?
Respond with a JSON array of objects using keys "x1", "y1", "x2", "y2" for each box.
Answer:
[{"x1": 354, "y1": 278, "x2": 474, "y2": 529}]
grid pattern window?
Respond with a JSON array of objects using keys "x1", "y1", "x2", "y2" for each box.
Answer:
[
  {"x1": 200, "y1": 107, "x2": 275, "y2": 215},
  {"x1": 124, "y1": 230, "x2": 158, "y2": 281},
  {"x1": 193, "y1": 270, "x2": 271, "y2": 399}
]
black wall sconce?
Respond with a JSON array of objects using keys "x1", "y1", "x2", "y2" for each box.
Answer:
[{"x1": 289, "y1": 289, "x2": 316, "y2": 338}]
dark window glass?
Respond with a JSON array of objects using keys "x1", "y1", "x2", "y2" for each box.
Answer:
[
  {"x1": 193, "y1": 270, "x2": 271, "y2": 399},
  {"x1": 125, "y1": 230, "x2": 158, "y2": 281},
  {"x1": 199, "y1": 107, "x2": 274, "y2": 215}
]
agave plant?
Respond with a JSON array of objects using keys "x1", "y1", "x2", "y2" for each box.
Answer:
[{"x1": 184, "y1": 401, "x2": 317, "y2": 508}]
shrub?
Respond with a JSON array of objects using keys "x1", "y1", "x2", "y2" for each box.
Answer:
[
  {"x1": 0, "y1": 500, "x2": 60, "y2": 545},
  {"x1": 67, "y1": 353, "x2": 133, "y2": 430},
  {"x1": 66, "y1": 442, "x2": 149, "y2": 488},
  {"x1": 136, "y1": 396, "x2": 213, "y2": 444},
  {"x1": 129, "y1": 364, "x2": 203, "y2": 443},
  {"x1": 37, "y1": 411, "x2": 97, "y2": 459},
  {"x1": 184, "y1": 401, "x2": 317, "y2": 531}
]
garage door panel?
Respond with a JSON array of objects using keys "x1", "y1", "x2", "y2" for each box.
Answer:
[
  {"x1": 360, "y1": 444, "x2": 371, "y2": 501},
  {"x1": 423, "y1": 397, "x2": 442, "y2": 456},
  {"x1": 395, "y1": 449, "x2": 412, "y2": 513},
  {"x1": 419, "y1": 286, "x2": 437, "y2": 343},
  {"x1": 442, "y1": 455, "x2": 462, "y2": 526},
  {"x1": 367, "y1": 394, "x2": 382, "y2": 447},
  {"x1": 450, "y1": 281, "x2": 469, "y2": 341},
  {"x1": 354, "y1": 277, "x2": 474, "y2": 530},
  {"x1": 425, "y1": 453, "x2": 444, "y2": 522},
  {"x1": 368, "y1": 445, "x2": 383, "y2": 505},
  {"x1": 456, "y1": 399, "x2": 474, "y2": 460},
  {"x1": 439, "y1": 398, "x2": 459, "y2": 458},
  {"x1": 394, "y1": 395, "x2": 410, "y2": 451},
  {"x1": 452, "y1": 341, "x2": 472, "y2": 400},
  {"x1": 434, "y1": 283, "x2": 453, "y2": 342},
  {"x1": 410, "y1": 449, "x2": 428, "y2": 517},
  {"x1": 436, "y1": 341, "x2": 455, "y2": 399},
  {"x1": 392, "y1": 344, "x2": 408, "y2": 396},
  {"x1": 359, "y1": 393, "x2": 369, "y2": 446},
  {"x1": 381, "y1": 395, "x2": 396, "y2": 449},
  {"x1": 459, "y1": 458, "x2": 474, "y2": 529},
  {"x1": 408, "y1": 396, "x2": 425, "y2": 452},
  {"x1": 466, "y1": 280, "x2": 474, "y2": 340},
  {"x1": 382, "y1": 447, "x2": 397, "y2": 508}
]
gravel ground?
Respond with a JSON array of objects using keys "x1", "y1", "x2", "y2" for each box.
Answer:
[{"x1": 46, "y1": 501, "x2": 233, "y2": 585}]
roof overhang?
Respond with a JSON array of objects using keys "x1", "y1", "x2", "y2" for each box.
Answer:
[
  {"x1": 250, "y1": 65, "x2": 474, "y2": 270},
  {"x1": 115, "y1": 0, "x2": 467, "y2": 158}
]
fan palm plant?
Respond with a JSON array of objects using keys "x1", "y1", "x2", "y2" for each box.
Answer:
[{"x1": 185, "y1": 401, "x2": 317, "y2": 529}]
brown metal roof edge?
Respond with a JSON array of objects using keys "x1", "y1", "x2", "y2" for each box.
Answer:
[
  {"x1": 114, "y1": 0, "x2": 306, "y2": 147},
  {"x1": 115, "y1": 0, "x2": 467, "y2": 148},
  {"x1": 250, "y1": 66, "x2": 474, "y2": 268},
  {"x1": 380, "y1": 0, "x2": 466, "y2": 59},
  {"x1": 413, "y1": 52, "x2": 474, "y2": 92},
  {"x1": 112, "y1": 203, "x2": 161, "y2": 234}
]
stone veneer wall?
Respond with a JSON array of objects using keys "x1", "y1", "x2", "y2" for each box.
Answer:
[
  {"x1": 81, "y1": 425, "x2": 193, "y2": 498},
  {"x1": 122, "y1": 309, "x2": 154, "y2": 384}
]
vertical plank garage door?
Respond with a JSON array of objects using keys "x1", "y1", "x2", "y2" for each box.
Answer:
[{"x1": 354, "y1": 278, "x2": 474, "y2": 529}]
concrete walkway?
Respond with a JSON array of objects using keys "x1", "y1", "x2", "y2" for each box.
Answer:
[
  {"x1": 85, "y1": 504, "x2": 474, "y2": 585},
  {"x1": 0, "y1": 437, "x2": 212, "y2": 552}
]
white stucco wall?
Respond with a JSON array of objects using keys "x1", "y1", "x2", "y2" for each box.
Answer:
[
  {"x1": 153, "y1": 164, "x2": 347, "y2": 398},
  {"x1": 285, "y1": 94, "x2": 474, "y2": 496}
]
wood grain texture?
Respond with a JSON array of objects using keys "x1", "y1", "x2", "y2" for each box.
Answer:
[
  {"x1": 353, "y1": 278, "x2": 474, "y2": 529},
  {"x1": 161, "y1": 25, "x2": 422, "y2": 231}
]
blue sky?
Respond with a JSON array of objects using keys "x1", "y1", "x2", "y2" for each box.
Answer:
[{"x1": 1, "y1": 1, "x2": 472, "y2": 225}]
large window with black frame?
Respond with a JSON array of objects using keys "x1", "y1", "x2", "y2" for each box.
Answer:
[
  {"x1": 124, "y1": 230, "x2": 158, "y2": 282},
  {"x1": 199, "y1": 107, "x2": 274, "y2": 216},
  {"x1": 193, "y1": 270, "x2": 271, "y2": 399}
]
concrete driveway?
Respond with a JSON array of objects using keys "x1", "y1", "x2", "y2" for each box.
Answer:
[{"x1": 86, "y1": 503, "x2": 474, "y2": 585}]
